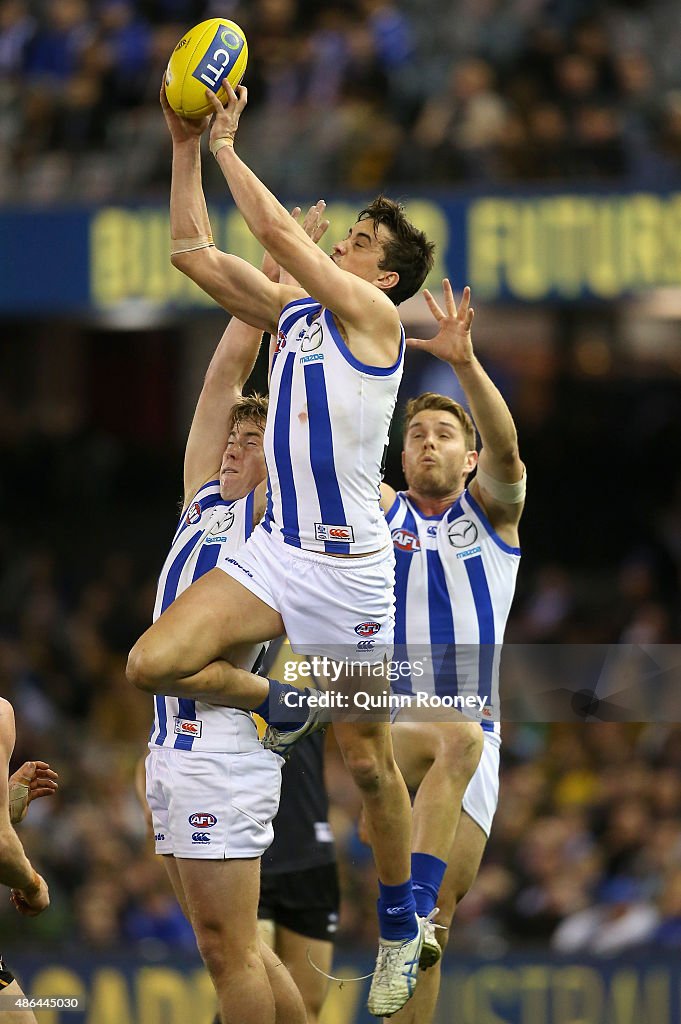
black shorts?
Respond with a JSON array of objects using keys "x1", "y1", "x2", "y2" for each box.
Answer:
[
  {"x1": 259, "y1": 862, "x2": 339, "y2": 942},
  {"x1": 0, "y1": 956, "x2": 14, "y2": 987}
]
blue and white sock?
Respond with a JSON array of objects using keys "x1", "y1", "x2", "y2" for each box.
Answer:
[
  {"x1": 411, "y1": 852, "x2": 447, "y2": 918},
  {"x1": 377, "y1": 878, "x2": 418, "y2": 941},
  {"x1": 253, "y1": 678, "x2": 309, "y2": 730}
]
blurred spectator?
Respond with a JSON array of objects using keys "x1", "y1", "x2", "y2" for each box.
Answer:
[
  {"x1": 4, "y1": 0, "x2": 681, "y2": 198},
  {"x1": 552, "y1": 876, "x2": 658, "y2": 954}
]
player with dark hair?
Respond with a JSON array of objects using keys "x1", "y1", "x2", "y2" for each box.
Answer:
[{"x1": 129, "y1": 84, "x2": 437, "y2": 1016}]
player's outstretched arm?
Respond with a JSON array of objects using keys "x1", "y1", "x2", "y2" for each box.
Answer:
[
  {"x1": 183, "y1": 316, "x2": 265, "y2": 508},
  {"x1": 205, "y1": 85, "x2": 400, "y2": 344},
  {"x1": 161, "y1": 86, "x2": 301, "y2": 332},
  {"x1": 407, "y1": 281, "x2": 525, "y2": 527},
  {"x1": 0, "y1": 700, "x2": 50, "y2": 914}
]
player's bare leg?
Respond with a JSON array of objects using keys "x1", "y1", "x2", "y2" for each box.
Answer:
[
  {"x1": 333, "y1": 718, "x2": 413, "y2": 886},
  {"x1": 391, "y1": 717, "x2": 483, "y2": 861},
  {"x1": 385, "y1": 811, "x2": 488, "y2": 1024},
  {"x1": 163, "y1": 858, "x2": 305, "y2": 1024},
  {"x1": 127, "y1": 569, "x2": 284, "y2": 705},
  {"x1": 262, "y1": 923, "x2": 333, "y2": 1024},
  {"x1": 333, "y1": 707, "x2": 423, "y2": 1017},
  {"x1": 0, "y1": 979, "x2": 39, "y2": 1024},
  {"x1": 175, "y1": 857, "x2": 274, "y2": 1024}
]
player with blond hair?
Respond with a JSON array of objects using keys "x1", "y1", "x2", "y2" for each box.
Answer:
[{"x1": 380, "y1": 282, "x2": 525, "y2": 1023}]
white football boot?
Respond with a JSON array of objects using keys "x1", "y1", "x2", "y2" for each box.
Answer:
[{"x1": 367, "y1": 915, "x2": 424, "y2": 1017}]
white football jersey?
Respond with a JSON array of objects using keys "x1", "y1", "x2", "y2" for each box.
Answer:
[
  {"x1": 387, "y1": 487, "x2": 521, "y2": 739},
  {"x1": 149, "y1": 480, "x2": 264, "y2": 753},
  {"x1": 261, "y1": 297, "x2": 404, "y2": 554}
]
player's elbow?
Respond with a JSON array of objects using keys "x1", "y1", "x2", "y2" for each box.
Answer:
[
  {"x1": 170, "y1": 249, "x2": 201, "y2": 277},
  {"x1": 126, "y1": 640, "x2": 165, "y2": 695}
]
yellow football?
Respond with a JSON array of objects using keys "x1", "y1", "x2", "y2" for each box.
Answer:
[{"x1": 164, "y1": 19, "x2": 248, "y2": 119}]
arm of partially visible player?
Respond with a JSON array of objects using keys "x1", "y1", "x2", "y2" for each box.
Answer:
[
  {"x1": 206, "y1": 86, "x2": 400, "y2": 352},
  {"x1": 160, "y1": 87, "x2": 302, "y2": 331},
  {"x1": 407, "y1": 282, "x2": 525, "y2": 534},
  {"x1": 380, "y1": 482, "x2": 398, "y2": 516},
  {"x1": 0, "y1": 701, "x2": 49, "y2": 913},
  {"x1": 252, "y1": 479, "x2": 268, "y2": 528}
]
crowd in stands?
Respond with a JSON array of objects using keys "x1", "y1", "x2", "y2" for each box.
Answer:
[{"x1": 2, "y1": 0, "x2": 681, "y2": 201}]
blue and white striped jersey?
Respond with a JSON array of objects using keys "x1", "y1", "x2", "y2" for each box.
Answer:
[
  {"x1": 386, "y1": 487, "x2": 521, "y2": 739},
  {"x1": 262, "y1": 298, "x2": 405, "y2": 554},
  {"x1": 149, "y1": 480, "x2": 263, "y2": 753}
]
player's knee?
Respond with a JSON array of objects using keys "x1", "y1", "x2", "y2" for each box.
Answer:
[
  {"x1": 439, "y1": 722, "x2": 484, "y2": 780},
  {"x1": 344, "y1": 750, "x2": 384, "y2": 794},
  {"x1": 194, "y1": 922, "x2": 259, "y2": 977}
]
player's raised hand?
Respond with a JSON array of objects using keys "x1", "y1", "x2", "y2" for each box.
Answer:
[
  {"x1": 406, "y1": 281, "x2": 475, "y2": 368},
  {"x1": 9, "y1": 761, "x2": 59, "y2": 824},
  {"x1": 160, "y1": 82, "x2": 209, "y2": 142},
  {"x1": 206, "y1": 81, "x2": 248, "y2": 151},
  {"x1": 270, "y1": 202, "x2": 330, "y2": 287},
  {"x1": 300, "y1": 200, "x2": 330, "y2": 245},
  {"x1": 10, "y1": 872, "x2": 50, "y2": 917}
]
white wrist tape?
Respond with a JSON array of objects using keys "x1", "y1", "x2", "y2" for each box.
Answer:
[
  {"x1": 9, "y1": 781, "x2": 29, "y2": 824},
  {"x1": 210, "y1": 136, "x2": 235, "y2": 157},
  {"x1": 475, "y1": 465, "x2": 526, "y2": 504}
]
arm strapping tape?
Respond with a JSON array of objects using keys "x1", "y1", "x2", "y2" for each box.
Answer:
[
  {"x1": 475, "y1": 465, "x2": 526, "y2": 504},
  {"x1": 170, "y1": 234, "x2": 214, "y2": 255}
]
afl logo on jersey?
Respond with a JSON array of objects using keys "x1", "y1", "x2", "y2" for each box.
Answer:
[
  {"x1": 189, "y1": 813, "x2": 217, "y2": 828},
  {"x1": 275, "y1": 329, "x2": 287, "y2": 353},
  {"x1": 391, "y1": 528, "x2": 421, "y2": 552},
  {"x1": 447, "y1": 519, "x2": 479, "y2": 548},
  {"x1": 300, "y1": 322, "x2": 323, "y2": 352},
  {"x1": 354, "y1": 621, "x2": 381, "y2": 637},
  {"x1": 186, "y1": 502, "x2": 202, "y2": 524}
]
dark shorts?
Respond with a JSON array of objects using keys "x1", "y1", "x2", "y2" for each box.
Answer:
[
  {"x1": 259, "y1": 862, "x2": 340, "y2": 942},
  {"x1": 0, "y1": 956, "x2": 14, "y2": 987}
]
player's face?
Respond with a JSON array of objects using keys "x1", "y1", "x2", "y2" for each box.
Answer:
[
  {"x1": 219, "y1": 419, "x2": 266, "y2": 501},
  {"x1": 402, "y1": 410, "x2": 477, "y2": 497},
  {"x1": 330, "y1": 219, "x2": 395, "y2": 287}
]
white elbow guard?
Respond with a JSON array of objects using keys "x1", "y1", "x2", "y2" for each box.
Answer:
[{"x1": 475, "y1": 465, "x2": 526, "y2": 504}]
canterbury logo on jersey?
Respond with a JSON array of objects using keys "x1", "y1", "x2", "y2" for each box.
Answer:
[
  {"x1": 174, "y1": 717, "x2": 203, "y2": 737},
  {"x1": 315, "y1": 523, "x2": 355, "y2": 543}
]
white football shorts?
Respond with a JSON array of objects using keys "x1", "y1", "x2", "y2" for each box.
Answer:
[
  {"x1": 217, "y1": 524, "x2": 395, "y2": 664},
  {"x1": 461, "y1": 733, "x2": 500, "y2": 838},
  {"x1": 146, "y1": 746, "x2": 283, "y2": 859}
]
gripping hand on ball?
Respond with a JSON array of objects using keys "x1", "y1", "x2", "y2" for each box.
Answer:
[
  {"x1": 207, "y1": 81, "x2": 247, "y2": 156},
  {"x1": 160, "y1": 83, "x2": 209, "y2": 143}
]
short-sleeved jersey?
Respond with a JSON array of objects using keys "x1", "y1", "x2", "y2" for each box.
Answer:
[
  {"x1": 149, "y1": 480, "x2": 263, "y2": 754},
  {"x1": 386, "y1": 487, "x2": 521, "y2": 740},
  {"x1": 261, "y1": 298, "x2": 404, "y2": 554}
]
